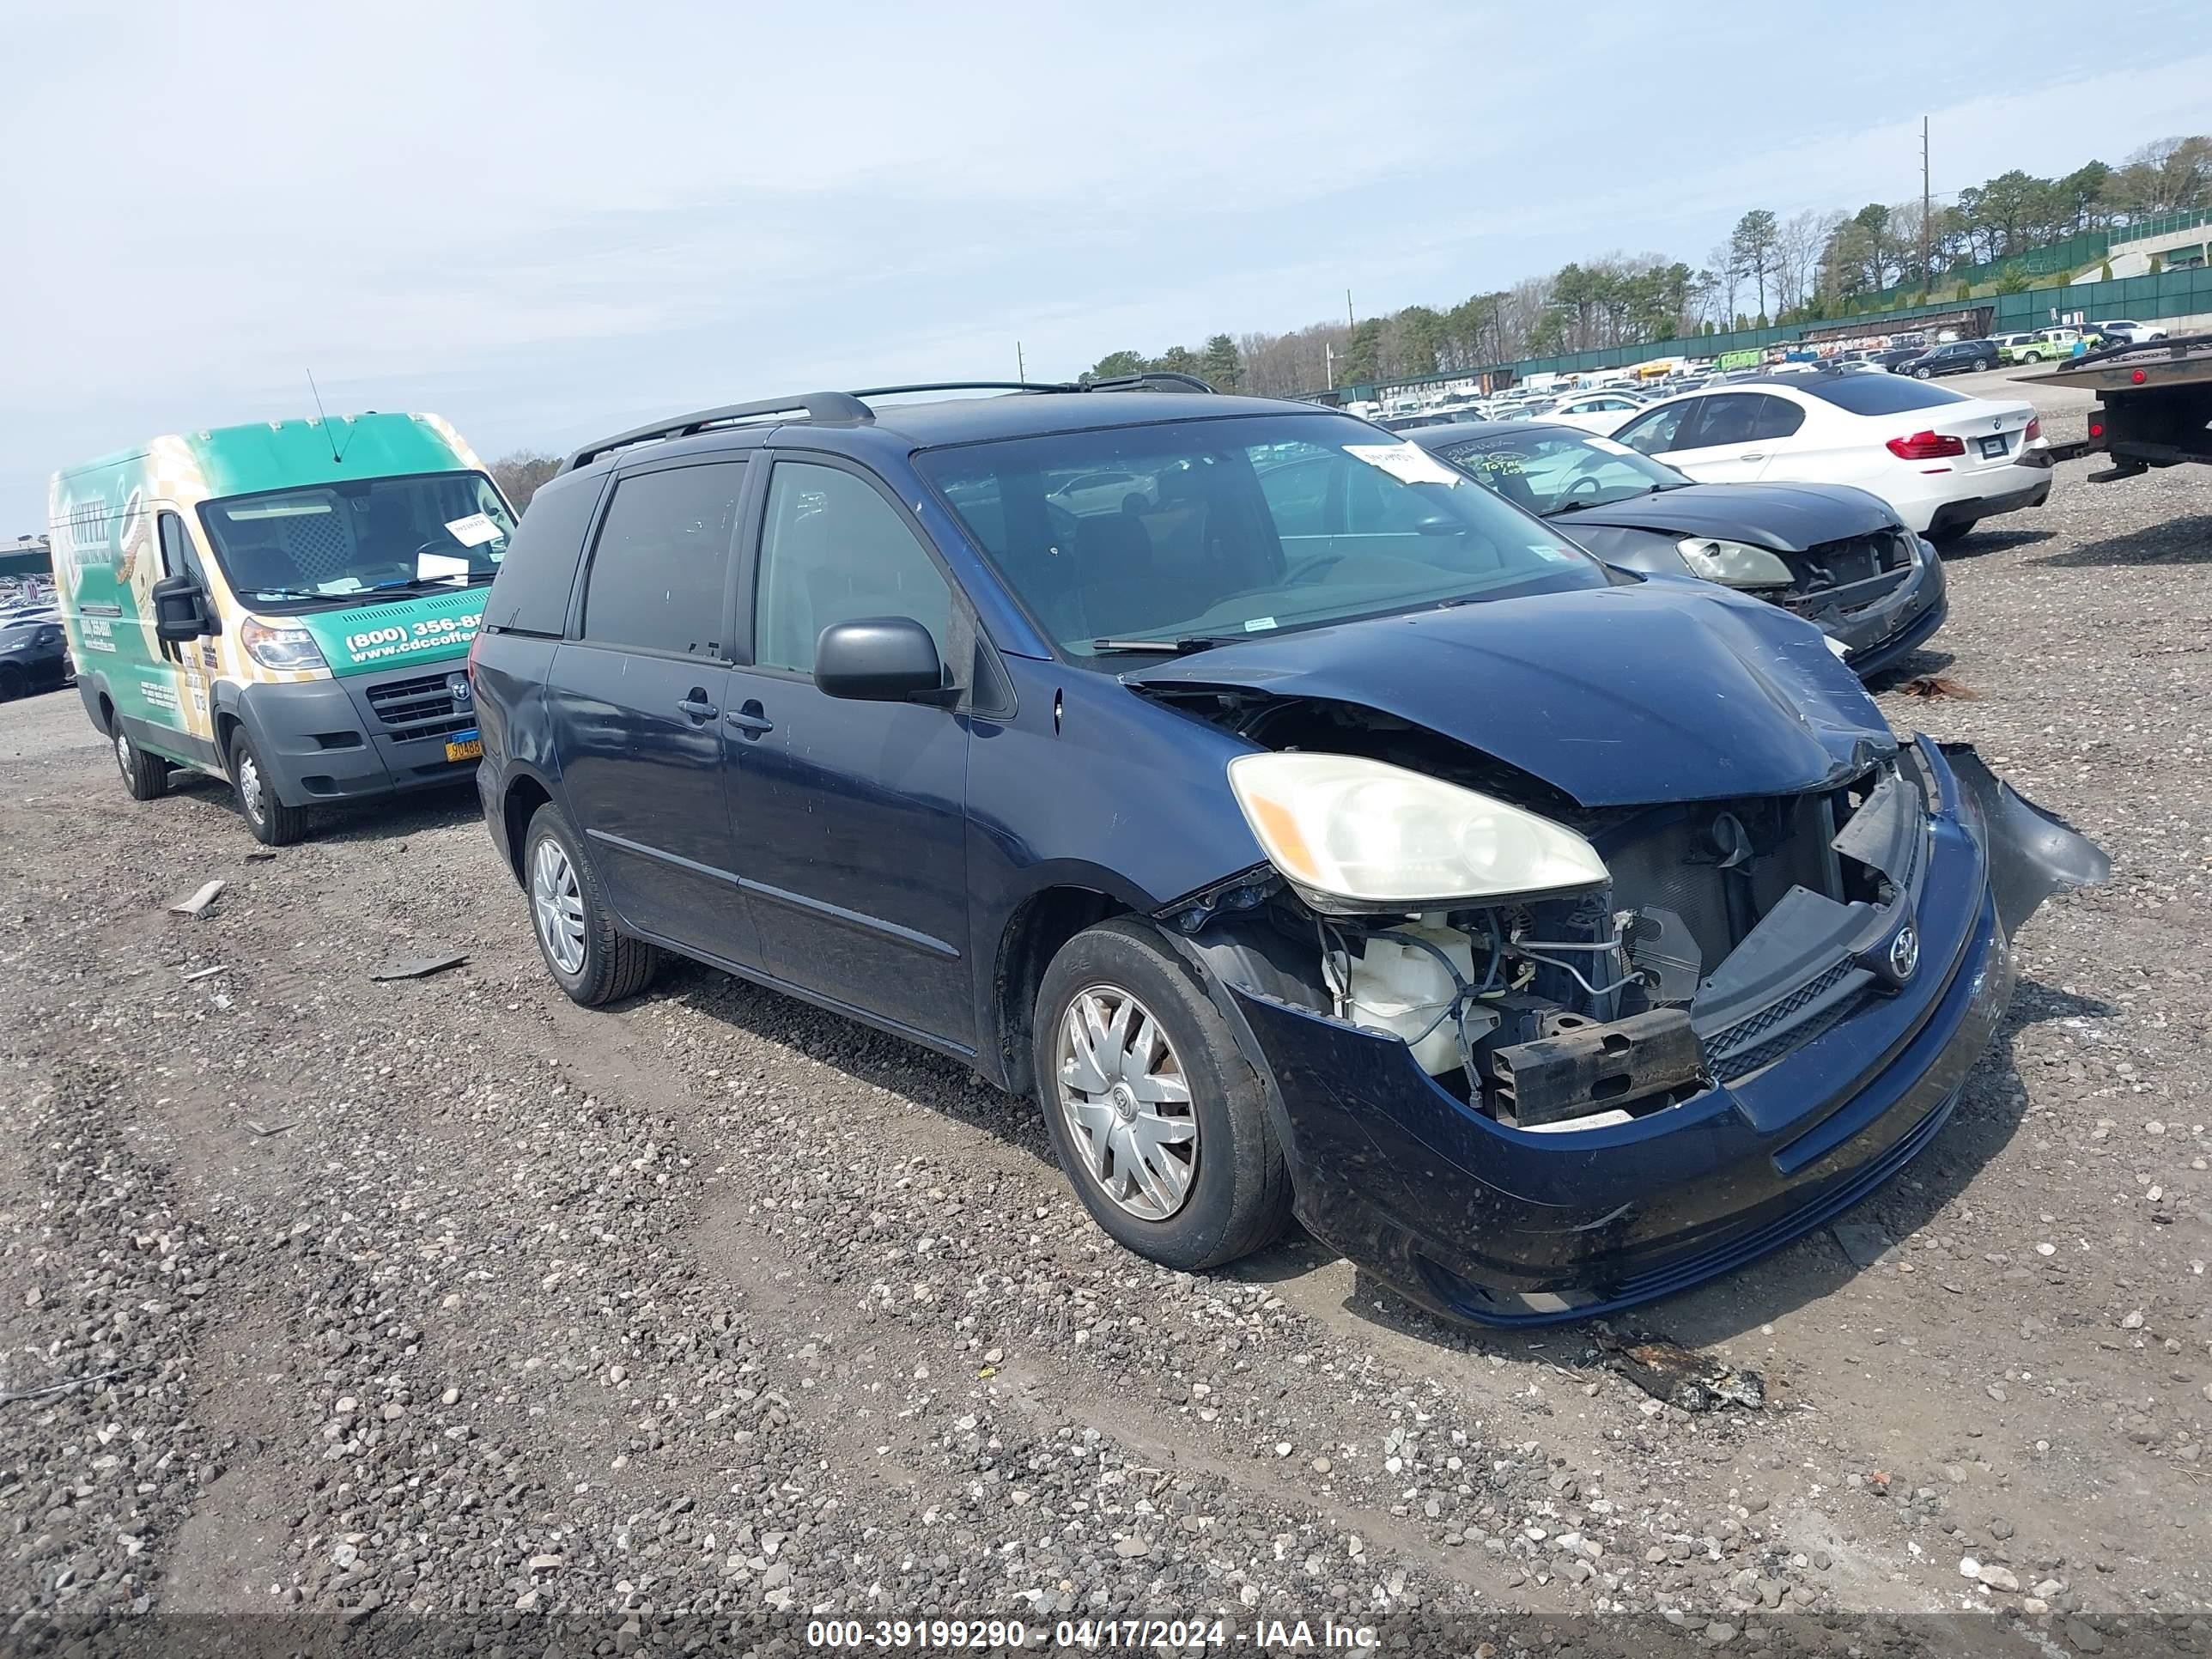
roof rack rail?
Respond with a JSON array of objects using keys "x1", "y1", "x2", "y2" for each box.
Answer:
[
  {"x1": 847, "y1": 374, "x2": 1218, "y2": 398},
  {"x1": 1082, "y1": 371, "x2": 1216, "y2": 393},
  {"x1": 564, "y1": 373, "x2": 1223, "y2": 472},
  {"x1": 564, "y1": 392, "x2": 872, "y2": 471}
]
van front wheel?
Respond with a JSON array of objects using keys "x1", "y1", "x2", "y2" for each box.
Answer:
[
  {"x1": 228, "y1": 726, "x2": 307, "y2": 846},
  {"x1": 112, "y1": 721, "x2": 168, "y2": 802},
  {"x1": 1033, "y1": 919, "x2": 1291, "y2": 1272}
]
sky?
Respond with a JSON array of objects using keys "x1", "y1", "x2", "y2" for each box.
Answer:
[{"x1": 4, "y1": 0, "x2": 2210, "y2": 533}]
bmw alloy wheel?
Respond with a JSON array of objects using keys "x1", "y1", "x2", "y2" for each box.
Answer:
[
  {"x1": 531, "y1": 836, "x2": 588, "y2": 975},
  {"x1": 1055, "y1": 985, "x2": 1199, "y2": 1221}
]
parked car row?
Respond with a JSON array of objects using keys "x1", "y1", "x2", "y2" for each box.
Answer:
[{"x1": 45, "y1": 377, "x2": 2106, "y2": 1328}]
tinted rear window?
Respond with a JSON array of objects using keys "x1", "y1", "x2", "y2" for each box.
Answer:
[
  {"x1": 483, "y1": 470, "x2": 604, "y2": 635},
  {"x1": 1795, "y1": 376, "x2": 1971, "y2": 416},
  {"x1": 580, "y1": 461, "x2": 747, "y2": 657}
]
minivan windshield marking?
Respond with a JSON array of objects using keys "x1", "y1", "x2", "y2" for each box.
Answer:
[
  {"x1": 196, "y1": 471, "x2": 517, "y2": 606},
  {"x1": 916, "y1": 413, "x2": 1609, "y2": 658}
]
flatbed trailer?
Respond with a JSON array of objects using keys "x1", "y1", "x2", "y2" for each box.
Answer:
[{"x1": 2042, "y1": 333, "x2": 2212, "y2": 479}]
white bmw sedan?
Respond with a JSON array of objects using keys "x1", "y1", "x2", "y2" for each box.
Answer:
[
  {"x1": 1610, "y1": 371, "x2": 2051, "y2": 542},
  {"x1": 1541, "y1": 389, "x2": 1651, "y2": 435}
]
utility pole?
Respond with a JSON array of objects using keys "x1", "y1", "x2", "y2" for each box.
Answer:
[
  {"x1": 1921, "y1": 115, "x2": 1932, "y2": 290},
  {"x1": 1017, "y1": 341, "x2": 1025, "y2": 382},
  {"x1": 1324, "y1": 342, "x2": 1335, "y2": 391}
]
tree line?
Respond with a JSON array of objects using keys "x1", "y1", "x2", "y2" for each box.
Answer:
[{"x1": 1079, "y1": 134, "x2": 2210, "y2": 397}]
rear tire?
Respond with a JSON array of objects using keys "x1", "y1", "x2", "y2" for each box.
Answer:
[
  {"x1": 1033, "y1": 918, "x2": 1291, "y2": 1272},
  {"x1": 111, "y1": 718, "x2": 168, "y2": 801},
  {"x1": 228, "y1": 725, "x2": 308, "y2": 846},
  {"x1": 523, "y1": 803, "x2": 659, "y2": 1006},
  {"x1": 1929, "y1": 520, "x2": 1978, "y2": 547}
]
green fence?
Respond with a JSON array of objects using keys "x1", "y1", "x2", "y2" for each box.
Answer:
[
  {"x1": 1349, "y1": 266, "x2": 2212, "y2": 399},
  {"x1": 1851, "y1": 210, "x2": 2212, "y2": 314}
]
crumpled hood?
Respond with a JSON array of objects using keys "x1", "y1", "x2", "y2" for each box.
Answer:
[
  {"x1": 1126, "y1": 580, "x2": 1897, "y2": 808},
  {"x1": 1557, "y1": 483, "x2": 1898, "y2": 551}
]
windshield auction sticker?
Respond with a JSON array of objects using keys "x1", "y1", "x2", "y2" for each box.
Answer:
[
  {"x1": 444, "y1": 512, "x2": 503, "y2": 547},
  {"x1": 1343, "y1": 443, "x2": 1464, "y2": 487}
]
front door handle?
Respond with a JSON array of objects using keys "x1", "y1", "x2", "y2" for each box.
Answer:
[
  {"x1": 726, "y1": 700, "x2": 774, "y2": 738},
  {"x1": 1740, "y1": 452, "x2": 1765, "y2": 462},
  {"x1": 677, "y1": 691, "x2": 719, "y2": 723}
]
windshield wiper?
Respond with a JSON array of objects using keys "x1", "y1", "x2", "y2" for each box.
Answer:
[
  {"x1": 1091, "y1": 635, "x2": 1234, "y2": 655},
  {"x1": 364, "y1": 571, "x2": 498, "y2": 595},
  {"x1": 1547, "y1": 483, "x2": 1674, "y2": 517},
  {"x1": 242, "y1": 586, "x2": 350, "y2": 604}
]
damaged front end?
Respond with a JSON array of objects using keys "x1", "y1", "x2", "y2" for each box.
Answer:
[{"x1": 1156, "y1": 692, "x2": 2106, "y2": 1325}]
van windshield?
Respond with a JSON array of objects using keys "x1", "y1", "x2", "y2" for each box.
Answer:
[
  {"x1": 915, "y1": 412, "x2": 1607, "y2": 657},
  {"x1": 197, "y1": 471, "x2": 516, "y2": 605}
]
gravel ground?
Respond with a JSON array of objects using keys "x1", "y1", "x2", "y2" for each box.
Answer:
[{"x1": 2, "y1": 370, "x2": 2209, "y2": 1656}]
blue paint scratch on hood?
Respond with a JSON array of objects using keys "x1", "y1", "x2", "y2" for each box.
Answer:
[{"x1": 1126, "y1": 580, "x2": 1896, "y2": 808}]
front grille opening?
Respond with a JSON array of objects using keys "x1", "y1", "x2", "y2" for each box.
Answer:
[
  {"x1": 1596, "y1": 788, "x2": 1844, "y2": 975},
  {"x1": 363, "y1": 672, "x2": 471, "y2": 741},
  {"x1": 1778, "y1": 529, "x2": 1914, "y2": 613}
]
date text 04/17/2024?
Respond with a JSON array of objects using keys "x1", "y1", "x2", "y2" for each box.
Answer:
[{"x1": 803, "y1": 1617, "x2": 1380, "y2": 1650}]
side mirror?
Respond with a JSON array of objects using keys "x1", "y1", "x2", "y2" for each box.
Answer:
[
  {"x1": 814, "y1": 617, "x2": 947, "y2": 702},
  {"x1": 149, "y1": 574, "x2": 213, "y2": 642}
]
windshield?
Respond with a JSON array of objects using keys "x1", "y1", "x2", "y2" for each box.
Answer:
[
  {"x1": 197, "y1": 471, "x2": 516, "y2": 605},
  {"x1": 1423, "y1": 427, "x2": 1687, "y2": 516},
  {"x1": 915, "y1": 412, "x2": 1608, "y2": 656}
]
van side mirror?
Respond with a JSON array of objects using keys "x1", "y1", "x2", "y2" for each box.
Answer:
[
  {"x1": 149, "y1": 574, "x2": 214, "y2": 642},
  {"x1": 814, "y1": 617, "x2": 948, "y2": 702}
]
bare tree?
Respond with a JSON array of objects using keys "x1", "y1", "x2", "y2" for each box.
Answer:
[
  {"x1": 490, "y1": 450, "x2": 562, "y2": 511},
  {"x1": 1706, "y1": 241, "x2": 1741, "y2": 326},
  {"x1": 1774, "y1": 210, "x2": 1838, "y2": 313}
]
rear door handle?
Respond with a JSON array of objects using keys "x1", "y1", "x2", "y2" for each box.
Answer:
[
  {"x1": 726, "y1": 700, "x2": 774, "y2": 738},
  {"x1": 1740, "y1": 452, "x2": 1765, "y2": 462},
  {"x1": 677, "y1": 692, "x2": 719, "y2": 722}
]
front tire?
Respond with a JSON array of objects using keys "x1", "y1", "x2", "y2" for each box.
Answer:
[
  {"x1": 228, "y1": 725, "x2": 307, "y2": 846},
  {"x1": 112, "y1": 719, "x2": 168, "y2": 802},
  {"x1": 523, "y1": 803, "x2": 659, "y2": 1006},
  {"x1": 1913, "y1": 365, "x2": 1933, "y2": 379},
  {"x1": 0, "y1": 666, "x2": 22, "y2": 702},
  {"x1": 1033, "y1": 918, "x2": 1290, "y2": 1271}
]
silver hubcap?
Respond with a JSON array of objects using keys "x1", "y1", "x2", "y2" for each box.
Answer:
[
  {"x1": 114, "y1": 729, "x2": 131, "y2": 775},
  {"x1": 531, "y1": 837, "x2": 587, "y2": 975},
  {"x1": 237, "y1": 752, "x2": 264, "y2": 822},
  {"x1": 1055, "y1": 985, "x2": 1198, "y2": 1221}
]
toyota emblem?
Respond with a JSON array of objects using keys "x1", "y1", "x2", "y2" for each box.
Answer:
[{"x1": 1887, "y1": 925, "x2": 1919, "y2": 982}]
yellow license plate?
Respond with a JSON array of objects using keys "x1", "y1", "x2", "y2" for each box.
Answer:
[{"x1": 446, "y1": 737, "x2": 483, "y2": 763}]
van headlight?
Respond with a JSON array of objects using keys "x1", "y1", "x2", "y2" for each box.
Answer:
[
  {"x1": 1677, "y1": 538, "x2": 1796, "y2": 588},
  {"x1": 240, "y1": 617, "x2": 328, "y2": 672},
  {"x1": 1226, "y1": 752, "x2": 1608, "y2": 909}
]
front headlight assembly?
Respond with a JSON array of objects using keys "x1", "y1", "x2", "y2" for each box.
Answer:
[
  {"x1": 1677, "y1": 537, "x2": 1795, "y2": 589},
  {"x1": 240, "y1": 617, "x2": 329, "y2": 672},
  {"x1": 1226, "y1": 752, "x2": 1609, "y2": 911}
]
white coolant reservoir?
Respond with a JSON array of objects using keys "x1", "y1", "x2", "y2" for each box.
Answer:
[{"x1": 1346, "y1": 920, "x2": 1475, "y2": 1076}]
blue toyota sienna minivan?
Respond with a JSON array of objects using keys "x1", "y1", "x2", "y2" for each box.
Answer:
[{"x1": 469, "y1": 378, "x2": 2106, "y2": 1325}]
